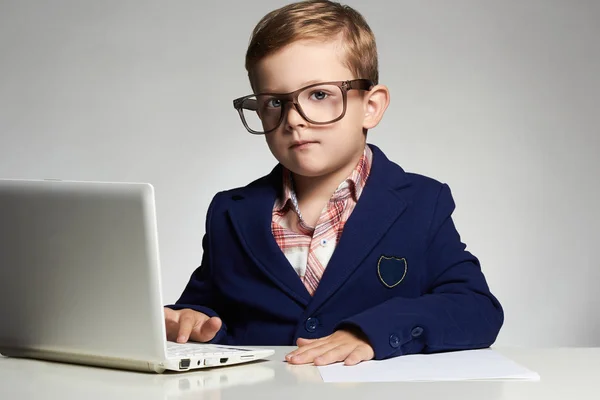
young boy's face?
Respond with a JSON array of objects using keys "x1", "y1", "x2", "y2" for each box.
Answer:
[{"x1": 253, "y1": 39, "x2": 370, "y2": 179}]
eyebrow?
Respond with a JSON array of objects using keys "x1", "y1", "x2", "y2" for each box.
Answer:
[{"x1": 259, "y1": 79, "x2": 325, "y2": 94}]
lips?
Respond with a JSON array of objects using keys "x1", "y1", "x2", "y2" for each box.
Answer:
[{"x1": 290, "y1": 140, "x2": 318, "y2": 149}]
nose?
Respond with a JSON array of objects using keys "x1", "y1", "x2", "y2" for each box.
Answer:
[{"x1": 284, "y1": 102, "x2": 307, "y2": 131}]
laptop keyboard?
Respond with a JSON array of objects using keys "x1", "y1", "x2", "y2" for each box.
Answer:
[{"x1": 166, "y1": 342, "x2": 250, "y2": 358}]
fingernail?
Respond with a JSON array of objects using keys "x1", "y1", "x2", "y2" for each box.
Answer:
[{"x1": 177, "y1": 335, "x2": 185, "y2": 342}]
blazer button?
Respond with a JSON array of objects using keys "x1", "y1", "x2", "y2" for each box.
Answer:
[
  {"x1": 389, "y1": 334, "x2": 400, "y2": 348},
  {"x1": 411, "y1": 326, "x2": 424, "y2": 338},
  {"x1": 305, "y1": 317, "x2": 318, "y2": 333}
]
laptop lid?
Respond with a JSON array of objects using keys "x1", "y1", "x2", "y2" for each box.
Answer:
[{"x1": 0, "y1": 179, "x2": 167, "y2": 364}]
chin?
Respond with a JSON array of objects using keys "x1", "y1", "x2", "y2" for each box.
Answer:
[{"x1": 285, "y1": 163, "x2": 329, "y2": 178}]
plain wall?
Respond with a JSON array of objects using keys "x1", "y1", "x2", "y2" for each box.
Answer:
[{"x1": 1, "y1": 0, "x2": 599, "y2": 347}]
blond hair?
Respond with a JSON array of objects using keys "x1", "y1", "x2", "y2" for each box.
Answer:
[{"x1": 245, "y1": 0, "x2": 378, "y2": 89}]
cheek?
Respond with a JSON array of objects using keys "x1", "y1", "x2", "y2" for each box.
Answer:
[
  {"x1": 336, "y1": 109, "x2": 366, "y2": 139},
  {"x1": 265, "y1": 132, "x2": 287, "y2": 158},
  {"x1": 265, "y1": 132, "x2": 279, "y2": 147},
  {"x1": 331, "y1": 103, "x2": 363, "y2": 128},
  {"x1": 346, "y1": 102, "x2": 366, "y2": 125}
]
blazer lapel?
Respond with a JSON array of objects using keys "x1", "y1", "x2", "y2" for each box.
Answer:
[
  {"x1": 306, "y1": 145, "x2": 411, "y2": 313},
  {"x1": 227, "y1": 167, "x2": 311, "y2": 307}
]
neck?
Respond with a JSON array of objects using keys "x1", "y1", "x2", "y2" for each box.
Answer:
[{"x1": 292, "y1": 148, "x2": 364, "y2": 203}]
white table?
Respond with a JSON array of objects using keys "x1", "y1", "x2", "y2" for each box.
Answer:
[{"x1": 1, "y1": 347, "x2": 598, "y2": 399}]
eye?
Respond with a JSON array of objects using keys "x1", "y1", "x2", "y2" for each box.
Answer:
[
  {"x1": 266, "y1": 98, "x2": 282, "y2": 108},
  {"x1": 310, "y1": 90, "x2": 328, "y2": 100}
]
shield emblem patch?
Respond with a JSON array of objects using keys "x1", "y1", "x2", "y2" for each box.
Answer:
[{"x1": 377, "y1": 256, "x2": 407, "y2": 288}]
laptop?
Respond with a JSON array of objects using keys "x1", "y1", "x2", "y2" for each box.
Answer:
[{"x1": 0, "y1": 178, "x2": 275, "y2": 373}]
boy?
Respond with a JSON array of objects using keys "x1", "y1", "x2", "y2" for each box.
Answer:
[{"x1": 164, "y1": 0, "x2": 503, "y2": 366}]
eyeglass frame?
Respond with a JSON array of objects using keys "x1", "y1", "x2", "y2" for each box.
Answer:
[{"x1": 232, "y1": 79, "x2": 375, "y2": 135}]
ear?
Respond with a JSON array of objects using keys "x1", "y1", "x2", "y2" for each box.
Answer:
[{"x1": 362, "y1": 85, "x2": 390, "y2": 130}]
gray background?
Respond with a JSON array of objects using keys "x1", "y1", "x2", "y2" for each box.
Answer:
[{"x1": 1, "y1": 0, "x2": 598, "y2": 347}]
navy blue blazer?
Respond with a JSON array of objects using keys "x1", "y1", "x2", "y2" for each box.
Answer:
[{"x1": 169, "y1": 144, "x2": 503, "y2": 359}]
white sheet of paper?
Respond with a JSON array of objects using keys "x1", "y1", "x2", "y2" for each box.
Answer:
[{"x1": 317, "y1": 349, "x2": 540, "y2": 382}]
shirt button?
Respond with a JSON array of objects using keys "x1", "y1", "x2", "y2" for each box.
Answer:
[
  {"x1": 411, "y1": 327, "x2": 424, "y2": 338},
  {"x1": 305, "y1": 317, "x2": 319, "y2": 333},
  {"x1": 389, "y1": 334, "x2": 400, "y2": 348},
  {"x1": 320, "y1": 239, "x2": 328, "y2": 247}
]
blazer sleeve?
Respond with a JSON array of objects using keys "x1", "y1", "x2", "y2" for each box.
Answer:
[
  {"x1": 165, "y1": 193, "x2": 229, "y2": 344},
  {"x1": 336, "y1": 183, "x2": 504, "y2": 359}
]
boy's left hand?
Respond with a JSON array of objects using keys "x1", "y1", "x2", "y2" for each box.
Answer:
[{"x1": 285, "y1": 329, "x2": 374, "y2": 366}]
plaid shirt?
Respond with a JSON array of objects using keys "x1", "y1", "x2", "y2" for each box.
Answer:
[{"x1": 272, "y1": 146, "x2": 373, "y2": 295}]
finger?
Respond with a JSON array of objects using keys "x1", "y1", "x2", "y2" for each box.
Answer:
[
  {"x1": 314, "y1": 344, "x2": 356, "y2": 366},
  {"x1": 163, "y1": 307, "x2": 176, "y2": 319},
  {"x1": 287, "y1": 342, "x2": 340, "y2": 365},
  {"x1": 176, "y1": 314, "x2": 197, "y2": 343},
  {"x1": 286, "y1": 337, "x2": 326, "y2": 360},
  {"x1": 343, "y1": 346, "x2": 374, "y2": 366},
  {"x1": 296, "y1": 337, "x2": 318, "y2": 346},
  {"x1": 164, "y1": 308, "x2": 180, "y2": 341},
  {"x1": 165, "y1": 317, "x2": 181, "y2": 341},
  {"x1": 193, "y1": 316, "x2": 223, "y2": 342}
]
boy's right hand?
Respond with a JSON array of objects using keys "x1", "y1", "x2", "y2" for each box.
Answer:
[{"x1": 164, "y1": 307, "x2": 222, "y2": 343}]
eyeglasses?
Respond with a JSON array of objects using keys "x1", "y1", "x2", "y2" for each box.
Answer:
[{"x1": 232, "y1": 79, "x2": 374, "y2": 135}]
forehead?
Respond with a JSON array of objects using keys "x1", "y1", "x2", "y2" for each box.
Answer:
[{"x1": 253, "y1": 39, "x2": 354, "y2": 93}]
